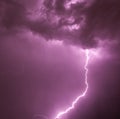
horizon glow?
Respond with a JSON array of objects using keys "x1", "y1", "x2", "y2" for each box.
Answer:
[{"x1": 55, "y1": 49, "x2": 90, "y2": 119}]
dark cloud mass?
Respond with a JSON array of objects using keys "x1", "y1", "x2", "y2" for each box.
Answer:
[
  {"x1": 85, "y1": 0, "x2": 120, "y2": 39},
  {"x1": 0, "y1": 0, "x2": 120, "y2": 48},
  {"x1": 0, "y1": 0, "x2": 26, "y2": 28}
]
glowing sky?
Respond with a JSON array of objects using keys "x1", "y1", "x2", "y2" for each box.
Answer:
[{"x1": 55, "y1": 49, "x2": 90, "y2": 119}]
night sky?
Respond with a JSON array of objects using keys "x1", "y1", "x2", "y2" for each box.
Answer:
[{"x1": 0, "y1": 0, "x2": 120, "y2": 119}]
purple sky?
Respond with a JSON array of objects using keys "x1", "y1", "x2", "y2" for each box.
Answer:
[{"x1": 0, "y1": 0, "x2": 120, "y2": 119}]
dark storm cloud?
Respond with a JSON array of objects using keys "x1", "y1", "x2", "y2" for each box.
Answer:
[
  {"x1": 0, "y1": 0, "x2": 120, "y2": 48},
  {"x1": 85, "y1": 0, "x2": 120, "y2": 40},
  {"x1": 0, "y1": 0, "x2": 26, "y2": 28},
  {"x1": 44, "y1": 0, "x2": 66, "y2": 13}
]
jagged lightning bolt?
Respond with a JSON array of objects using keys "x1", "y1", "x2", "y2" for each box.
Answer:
[{"x1": 55, "y1": 49, "x2": 90, "y2": 119}]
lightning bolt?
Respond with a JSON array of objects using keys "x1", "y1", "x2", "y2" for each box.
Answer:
[{"x1": 55, "y1": 49, "x2": 90, "y2": 119}]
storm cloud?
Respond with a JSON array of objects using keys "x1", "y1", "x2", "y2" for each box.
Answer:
[{"x1": 0, "y1": 0, "x2": 120, "y2": 48}]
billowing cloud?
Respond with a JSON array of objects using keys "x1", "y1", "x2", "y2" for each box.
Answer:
[{"x1": 0, "y1": 0, "x2": 120, "y2": 49}]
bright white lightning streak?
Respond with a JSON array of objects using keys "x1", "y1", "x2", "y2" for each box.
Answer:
[{"x1": 55, "y1": 49, "x2": 90, "y2": 119}]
